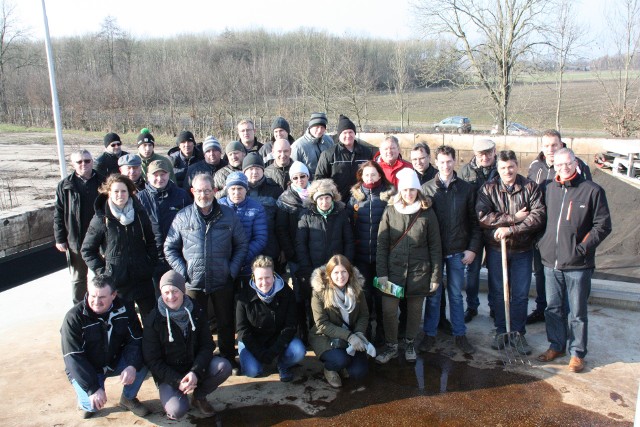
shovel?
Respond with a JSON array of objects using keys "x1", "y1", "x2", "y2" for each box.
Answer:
[{"x1": 496, "y1": 238, "x2": 530, "y2": 366}]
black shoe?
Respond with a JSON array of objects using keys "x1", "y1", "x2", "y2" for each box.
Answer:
[
  {"x1": 489, "y1": 308, "x2": 495, "y2": 319},
  {"x1": 454, "y1": 335, "x2": 476, "y2": 355},
  {"x1": 227, "y1": 357, "x2": 241, "y2": 376},
  {"x1": 438, "y1": 317, "x2": 453, "y2": 336},
  {"x1": 464, "y1": 308, "x2": 478, "y2": 323},
  {"x1": 418, "y1": 335, "x2": 436, "y2": 353},
  {"x1": 526, "y1": 309, "x2": 545, "y2": 324}
]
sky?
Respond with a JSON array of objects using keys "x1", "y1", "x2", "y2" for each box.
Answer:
[{"x1": 12, "y1": 0, "x2": 612, "y2": 57}]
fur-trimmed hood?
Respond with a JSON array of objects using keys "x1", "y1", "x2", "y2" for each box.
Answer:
[
  {"x1": 310, "y1": 264, "x2": 365, "y2": 309},
  {"x1": 350, "y1": 182, "x2": 396, "y2": 203}
]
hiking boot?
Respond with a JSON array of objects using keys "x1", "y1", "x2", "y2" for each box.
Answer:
[
  {"x1": 278, "y1": 365, "x2": 294, "y2": 382},
  {"x1": 510, "y1": 334, "x2": 532, "y2": 355},
  {"x1": 404, "y1": 339, "x2": 417, "y2": 362},
  {"x1": 119, "y1": 396, "x2": 150, "y2": 417},
  {"x1": 454, "y1": 335, "x2": 476, "y2": 355},
  {"x1": 568, "y1": 356, "x2": 585, "y2": 373},
  {"x1": 324, "y1": 368, "x2": 342, "y2": 388},
  {"x1": 375, "y1": 343, "x2": 399, "y2": 364},
  {"x1": 464, "y1": 308, "x2": 478, "y2": 323},
  {"x1": 418, "y1": 335, "x2": 436, "y2": 353},
  {"x1": 438, "y1": 318, "x2": 453, "y2": 336},
  {"x1": 526, "y1": 309, "x2": 545, "y2": 324},
  {"x1": 191, "y1": 397, "x2": 216, "y2": 417},
  {"x1": 491, "y1": 334, "x2": 506, "y2": 350}
]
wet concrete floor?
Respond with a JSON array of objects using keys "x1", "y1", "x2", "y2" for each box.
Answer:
[{"x1": 195, "y1": 352, "x2": 631, "y2": 426}]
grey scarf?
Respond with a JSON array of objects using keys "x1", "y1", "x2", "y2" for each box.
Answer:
[
  {"x1": 108, "y1": 198, "x2": 135, "y2": 226},
  {"x1": 157, "y1": 296, "x2": 196, "y2": 342},
  {"x1": 332, "y1": 286, "x2": 356, "y2": 328}
]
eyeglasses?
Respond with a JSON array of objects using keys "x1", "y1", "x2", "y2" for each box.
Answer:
[
  {"x1": 291, "y1": 175, "x2": 308, "y2": 181},
  {"x1": 193, "y1": 189, "x2": 213, "y2": 195},
  {"x1": 110, "y1": 142, "x2": 122, "y2": 147},
  {"x1": 555, "y1": 162, "x2": 574, "y2": 169},
  {"x1": 75, "y1": 159, "x2": 92, "y2": 164}
]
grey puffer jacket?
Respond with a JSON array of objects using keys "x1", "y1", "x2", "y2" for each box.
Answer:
[
  {"x1": 164, "y1": 200, "x2": 248, "y2": 293},
  {"x1": 290, "y1": 130, "x2": 335, "y2": 176}
]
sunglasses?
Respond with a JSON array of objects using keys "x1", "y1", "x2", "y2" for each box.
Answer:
[
  {"x1": 110, "y1": 142, "x2": 122, "y2": 147},
  {"x1": 291, "y1": 175, "x2": 308, "y2": 181},
  {"x1": 75, "y1": 159, "x2": 92, "y2": 164}
]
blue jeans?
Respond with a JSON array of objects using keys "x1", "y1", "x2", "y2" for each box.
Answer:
[
  {"x1": 424, "y1": 253, "x2": 466, "y2": 336},
  {"x1": 465, "y1": 244, "x2": 492, "y2": 310},
  {"x1": 70, "y1": 356, "x2": 148, "y2": 412},
  {"x1": 544, "y1": 267, "x2": 593, "y2": 359},
  {"x1": 238, "y1": 338, "x2": 306, "y2": 378},
  {"x1": 319, "y1": 348, "x2": 368, "y2": 379},
  {"x1": 486, "y1": 247, "x2": 533, "y2": 335}
]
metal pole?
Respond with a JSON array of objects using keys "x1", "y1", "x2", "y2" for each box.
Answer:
[{"x1": 40, "y1": 0, "x2": 66, "y2": 179}]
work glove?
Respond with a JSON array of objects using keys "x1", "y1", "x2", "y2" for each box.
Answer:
[{"x1": 348, "y1": 333, "x2": 367, "y2": 352}]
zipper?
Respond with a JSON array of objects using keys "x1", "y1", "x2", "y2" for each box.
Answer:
[{"x1": 554, "y1": 188, "x2": 567, "y2": 269}]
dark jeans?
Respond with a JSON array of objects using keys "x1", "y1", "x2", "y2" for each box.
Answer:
[
  {"x1": 466, "y1": 244, "x2": 492, "y2": 310},
  {"x1": 68, "y1": 249, "x2": 89, "y2": 305},
  {"x1": 532, "y1": 248, "x2": 546, "y2": 312},
  {"x1": 187, "y1": 285, "x2": 236, "y2": 360},
  {"x1": 486, "y1": 247, "x2": 532, "y2": 335},
  {"x1": 319, "y1": 349, "x2": 368, "y2": 379},
  {"x1": 544, "y1": 267, "x2": 593, "y2": 359}
]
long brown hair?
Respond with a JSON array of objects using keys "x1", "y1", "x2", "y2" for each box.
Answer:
[
  {"x1": 99, "y1": 173, "x2": 138, "y2": 196},
  {"x1": 355, "y1": 160, "x2": 391, "y2": 187},
  {"x1": 325, "y1": 254, "x2": 354, "y2": 288}
]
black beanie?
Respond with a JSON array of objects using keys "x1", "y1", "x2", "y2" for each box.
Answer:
[
  {"x1": 103, "y1": 132, "x2": 121, "y2": 148},
  {"x1": 336, "y1": 114, "x2": 356, "y2": 136},
  {"x1": 176, "y1": 130, "x2": 195, "y2": 146},
  {"x1": 271, "y1": 117, "x2": 290, "y2": 134},
  {"x1": 137, "y1": 131, "x2": 155, "y2": 146},
  {"x1": 242, "y1": 151, "x2": 265, "y2": 171}
]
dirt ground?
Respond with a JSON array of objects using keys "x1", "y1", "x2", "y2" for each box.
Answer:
[{"x1": 1, "y1": 131, "x2": 638, "y2": 281}]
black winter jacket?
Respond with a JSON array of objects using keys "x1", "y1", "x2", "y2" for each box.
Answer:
[
  {"x1": 416, "y1": 163, "x2": 438, "y2": 185},
  {"x1": 235, "y1": 277, "x2": 297, "y2": 363},
  {"x1": 275, "y1": 188, "x2": 306, "y2": 262},
  {"x1": 296, "y1": 200, "x2": 355, "y2": 273},
  {"x1": 61, "y1": 296, "x2": 144, "y2": 395},
  {"x1": 459, "y1": 156, "x2": 498, "y2": 192},
  {"x1": 527, "y1": 151, "x2": 592, "y2": 195},
  {"x1": 264, "y1": 162, "x2": 292, "y2": 192},
  {"x1": 476, "y1": 174, "x2": 546, "y2": 252},
  {"x1": 183, "y1": 158, "x2": 228, "y2": 193},
  {"x1": 538, "y1": 173, "x2": 612, "y2": 270},
  {"x1": 422, "y1": 173, "x2": 482, "y2": 256},
  {"x1": 314, "y1": 142, "x2": 373, "y2": 203},
  {"x1": 54, "y1": 171, "x2": 104, "y2": 252},
  {"x1": 95, "y1": 151, "x2": 128, "y2": 177},
  {"x1": 81, "y1": 194, "x2": 158, "y2": 301},
  {"x1": 247, "y1": 177, "x2": 284, "y2": 261},
  {"x1": 142, "y1": 298, "x2": 215, "y2": 388},
  {"x1": 168, "y1": 147, "x2": 205, "y2": 188}
]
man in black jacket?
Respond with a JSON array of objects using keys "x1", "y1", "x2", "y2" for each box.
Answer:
[
  {"x1": 95, "y1": 132, "x2": 127, "y2": 177},
  {"x1": 61, "y1": 275, "x2": 150, "y2": 419},
  {"x1": 168, "y1": 130, "x2": 204, "y2": 188},
  {"x1": 411, "y1": 142, "x2": 437, "y2": 185},
  {"x1": 535, "y1": 148, "x2": 611, "y2": 373},
  {"x1": 421, "y1": 146, "x2": 482, "y2": 355},
  {"x1": 54, "y1": 149, "x2": 104, "y2": 304}
]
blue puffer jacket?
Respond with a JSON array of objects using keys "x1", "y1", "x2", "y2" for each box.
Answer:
[
  {"x1": 219, "y1": 196, "x2": 268, "y2": 275},
  {"x1": 138, "y1": 181, "x2": 191, "y2": 260},
  {"x1": 164, "y1": 201, "x2": 248, "y2": 293},
  {"x1": 347, "y1": 182, "x2": 396, "y2": 264}
]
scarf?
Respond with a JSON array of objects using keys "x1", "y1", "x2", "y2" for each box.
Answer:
[
  {"x1": 332, "y1": 285, "x2": 356, "y2": 329},
  {"x1": 393, "y1": 199, "x2": 421, "y2": 215},
  {"x1": 157, "y1": 296, "x2": 196, "y2": 343},
  {"x1": 292, "y1": 185, "x2": 309, "y2": 202},
  {"x1": 108, "y1": 198, "x2": 135, "y2": 226},
  {"x1": 249, "y1": 273, "x2": 284, "y2": 304},
  {"x1": 362, "y1": 179, "x2": 382, "y2": 190},
  {"x1": 317, "y1": 201, "x2": 334, "y2": 219}
]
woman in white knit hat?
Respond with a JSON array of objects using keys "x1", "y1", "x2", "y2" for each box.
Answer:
[{"x1": 375, "y1": 168, "x2": 443, "y2": 364}]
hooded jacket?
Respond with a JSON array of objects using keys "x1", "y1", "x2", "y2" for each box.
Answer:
[
  {"x1": 290, "y1": 130, "x2": 335, "y2": 176},
  {"x1": 538, "y1": 173, "x2": 612, "y2": 270},
  {"x1": 81, "y1": 194, "x2": 158, "y2": 301},
  {"x1": 61, "y1": 295, "x2": 143, "y2": 396},
  {"x1": 308, "y1": 265, "x2": 369, "y2": 357}
]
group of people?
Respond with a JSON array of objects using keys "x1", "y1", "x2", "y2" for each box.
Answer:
[{"x1": 55, "y1": 113, "x2": 612, "y2": 420}]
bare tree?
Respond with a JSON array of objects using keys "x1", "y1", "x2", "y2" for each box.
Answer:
[
  {"x1": 0, "y1": 0, "x2": 31, "y2": 120},
  {"x1": 598, "y1": 0, "x2": 640, "y2": 137},
  {"x1": 336, "y1": 44, "x2": 376, "y2": 131},
  {"x1": 388, "y1": 43, "x2": 412, "y2": 131},
  {"x1": 413, "y1": 0, "x2": 549, "y2": 134}
]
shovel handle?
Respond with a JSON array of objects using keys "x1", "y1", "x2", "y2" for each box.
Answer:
[{"x1": 501, "y1": 238, "x2": 511, "y2": 333}]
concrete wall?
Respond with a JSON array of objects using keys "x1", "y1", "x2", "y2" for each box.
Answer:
[{"x1": 0, "y1": 201, "x2": 55, "y2": 257}]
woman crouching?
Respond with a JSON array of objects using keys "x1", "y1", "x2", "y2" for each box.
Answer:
[
  {"x1": 236, "y1": 255, "x2": 306, "y2": 382},
  {"x1": 309, "y1": 254, "x2": 374, "y2": 388}
]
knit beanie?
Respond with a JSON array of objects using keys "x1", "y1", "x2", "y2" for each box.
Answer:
[
  {"x1": 137, "y1": 131, "x2": 155, "y2": 146},
  {"x1": 202, "y1": 136, "x2": 222, "y2": 153},
  {"x1": 289, "y1": 161, "x2": 310, "y2": 178},
  {"x1": 242, "y1": 152, "x2": 265, "y2": 172},
  {"x1": 226, "y1": 171, "x2": 249, "y2": 190},
  {"x1": 159, "y1": 270, "x2": 186, "y2": 294},
  {"x1": 336, "y1": 114, "x2": 356, "y2": 136},
  {"x1": 308, "y1": 112, "x2": 328, "y2": 128},
  {"x1": 271, "y1": 117, "x2": 290, "y2": 134},
  {"x1": 176, "y1": 130, "x2": 196, "y2": 146},
  {"x1": 225, "y1": 140, "x2": 246, "y2": 155},
  {"x1": 396, "y1": 168, "x2": 421, "y2": 192},
  {"x1": 103, "y1": 132, "x2": 121, "y2": 148}
]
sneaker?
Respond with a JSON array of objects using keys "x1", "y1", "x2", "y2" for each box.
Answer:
[
  {"x1": 464, "y1": 308, "x2": 478, "y2": 323},
  {"x1": 526, "y1": 309, "x2": 545, "y2": 324},
  {"x1": 191, "y1": 397, "x2": 216, "y2": 417},
  {"x1": 510, "y1": 334, "x2": 532, "y2": 355},
  {"x1": 119, "y1": 396, "x2": 150, "y2": 417},
  {"x1": 438, "y1": 318, "x2": 453, "y2": 336},
  {"x1": 454, "y1": 335, "x2": 476, "y2": 354},
  {"x1": 375, "y1": 343, "x2": 399, "y2": 364},
  {"x1": 324, "y1": 368, "x2": 342, "y2": 388},
  {"x1": 491, "y1": 334, "x2": 506, "y2": 350},
  {"x1": 418, "y1": 335, "x2": 436, "y2": 353},
  {"x1": 278, "y1": 365, "x2": 294, "y2": 382},
  {"x1": 404, "y1": 339, "x2": 417, "y2": 362}
]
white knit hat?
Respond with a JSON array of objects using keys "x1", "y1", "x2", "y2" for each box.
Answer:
[
  {"x1": 289, "y1": 161, "x2": 310, "y2": 178},
  {"x1": 396, "y1": 168, "x2": 421, "y2": 191}
]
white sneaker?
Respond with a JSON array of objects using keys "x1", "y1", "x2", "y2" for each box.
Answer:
[
  {"x1": 375, "y1": 343, "x2": 399, "y2": 364},
  {"x1": 324, "y1": 368, "x2": 342, "y2": 388},
  {"x1": 405, "y1": 339, "x2": 417, "y2": 362}
]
